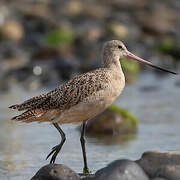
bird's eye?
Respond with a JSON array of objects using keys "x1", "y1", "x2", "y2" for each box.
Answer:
[{"x1": 118, "y1": 45, "x2": 122, "y2": 49}]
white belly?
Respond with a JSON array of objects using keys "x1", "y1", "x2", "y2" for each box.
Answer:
[{"x1": 54, "y1": 78, "x2": 125, "y2": 124}]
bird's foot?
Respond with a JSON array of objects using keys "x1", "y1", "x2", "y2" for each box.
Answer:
[
  {"x1": 83, "y1": 167, "x2": 91, "y2": 174},
  {"x1": 46, "y1": 144, "x2": 62, "y2": 164}
]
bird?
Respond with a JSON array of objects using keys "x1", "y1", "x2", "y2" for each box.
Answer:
[{"x1": 9, "y1": 40, "x2": 177, "y2": 174}]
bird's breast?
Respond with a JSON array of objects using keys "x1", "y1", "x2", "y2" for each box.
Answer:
[{"x1": 53, "y1": 75, "x2": 125, "y2": 124}]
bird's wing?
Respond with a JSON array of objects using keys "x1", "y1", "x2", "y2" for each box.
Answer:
[
  {"x1": 9, "y1": 93, "x2": 48, "y2": 111},
  {"x1": 10, "y1": 68, "x2": 109, "y2": 112}
]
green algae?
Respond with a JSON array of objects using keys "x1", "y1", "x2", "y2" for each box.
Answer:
[
  {"x1": 156, "y1": 39, "x2": 180, "y2": 59},
  {"x1": 108, "y1": 104, "x2": 138, "y2": 130},
  {"x1": 44, "y1": 28, "x2": 74, "y2": 46},
  {"x1": 121, "y1": 58, "x2": 140, "y2": 83}
]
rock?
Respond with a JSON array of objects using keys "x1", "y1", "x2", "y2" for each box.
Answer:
[
  {"x1": 80, "y1": 26, "x2": 103, "y2": 42},
  {"x1": 106, "y1": 22, "x2": 129, "y2": 39},
  {"x1": 80, "y1": 174, "x2": 95, "y2": 179},
  {"x1": 44, "y1": 27, "x2": 74, "y2": 46},
  {"x1": 155, "y1": 39, "x2": 180, "y2": 59},
  {"x1": 136, "y1": 151, "x2": 180, "y2": 178},
  {"x1": 65, "y1": 1, "x2": 83, "y2": 15},
  {"x1": 86, "y1": 104, "x2": 137, "y2": 135},
  {"x1": 155, "y1": 165, "x2": 180, "y2": 180},
  {"x1": 1, "y1": 21, "x2": 24, "y2": 41},
  {"x1": 81, "y1": 2, "x2": 108, "y2": 19},
  {"x1": 83, "y1": 159, "x2": 149, "y2": 180},
  {"x1": 151, "y1": 178, "x2": 167, "y2": 180},
  {"x1": 136, "y1": 6, "x2": 177, "y2": 35},
  {"x1": 31, "y1": 164, "x2": 80, "y2": 180},
  {"x1": 106, "y1": 0, "x2": 147, "y2": 10},
  {"x1": 0, "y1": 5, "x2": 9, "y2": 26},
  {"x1": 14, "y1": 1, "x2": 50, "y2": 18},
  {"x1": 54, "y1": 56, "x2": 80, "y2": 81}
]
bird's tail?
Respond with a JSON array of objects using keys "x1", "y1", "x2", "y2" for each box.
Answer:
[
  {"x1": 11, "y1": 109, "x2": 46, "y2": 123},
  {"x1": 9, "y1": 94, "x2": 47, "y2": 111}
]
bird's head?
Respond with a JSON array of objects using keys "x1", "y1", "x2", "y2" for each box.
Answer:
[{"x1": 102, "y1": 40, "x2": 177, "y2": 75}]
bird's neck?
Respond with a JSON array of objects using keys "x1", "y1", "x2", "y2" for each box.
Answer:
[
  {"x1": 103, "y1": 54, "x2": 122, "y2": 71},
  {"x1": 103, "y1": 55, "x2": 125, "y2": 85}
]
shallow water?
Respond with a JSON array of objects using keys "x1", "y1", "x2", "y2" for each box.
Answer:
[{"x1": 0, "y1": 72, "x2": 180, "y2": 179}]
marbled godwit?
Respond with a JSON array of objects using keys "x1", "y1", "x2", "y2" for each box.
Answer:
[{"x1": 9, "y1": 40, "x2": 177, "y2": 174}]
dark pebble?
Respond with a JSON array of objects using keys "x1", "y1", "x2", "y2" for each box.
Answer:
[{"x1": 31, "y1": 164, "x2": 80, "y2": 180}]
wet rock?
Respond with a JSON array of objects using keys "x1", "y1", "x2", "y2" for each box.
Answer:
[
  {"x1": 54, "y1": 56, "x2": 80, "y2": 81},
  {"x1": 0, "y1": 5, "x2": 9, "y2": 26},
  {"x1": 1, "y1": 21, "x2": 24, "y2": 41},
  {"x1": 136, "y1": 6, "x2": 177, "y2": 35},
  {"x1": 136, "y1": 151, "x2": 180, "y2": 178},
  {"x1": 0, "y1": 0, "x2": 179, "y2": 94},
  {"x1": 65, "y1": 1, "x2": 84, "y2": 16},
  {"x1": 106, "y1": 22, "x2": 129, "y2": 39},
  {"x1": 86, "y1": 105, "x2": 137, "y2": 135},
  {"x1": 155, "y1": 39, "x2": 180, "y2": 59},
  {"x1": 155, "y1": 165, "x2": 180, "y2": 180},
  {"x1": 79, "y1": 174, "x2": 95, "y2": 179},
  {"x1": 81, "y1": 2, "x2": 108, "y2": 19},
  {"x1": 79, "y1": 26, "x2": 103, "y2": 43},
  {"x1": 106, "y1": 0, "x2": 147, "y2": 10},
  {"x1": 14, "y1": 1, "x2": 50, "y2": 19},
  {"x1": 74, "y1": 38, "x2": 101, "y2": 72},
  {"x1": 44, "y1": 27, "x2": 74, "y2": 46},
  {"x1": 31, "y1": 164, "x2": 80, "y2": 180},
  {"x1": 84, "y1": 159, "x2": 149, "y2": 180}
]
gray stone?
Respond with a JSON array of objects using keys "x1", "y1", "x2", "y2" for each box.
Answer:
[
  {"x1": 31, "y1": 164, "x2": 80, "y2": 180},
  {"x1": 83, "y1": 159, "x2": 149, "y2": 180},
  {"x1": 86, "y1": 107, "x2": 137, "y2": 135},
  {"x1": 136, "y1": 151, "x2": 180, "y2": 178},
  {"x1": 156, "y1": 165, "x2": 180, "y2": 180}
]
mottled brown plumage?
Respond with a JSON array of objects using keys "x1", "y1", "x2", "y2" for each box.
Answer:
[
  {"x1": 10, "y1": 68, "x2": 117, "y2": 122},
  {"x1": 10, "y1": 40, "x2": 175, "y2": 173},
  {"x1": 9, "y1": 41, "x2": 128, "y2": 123}
]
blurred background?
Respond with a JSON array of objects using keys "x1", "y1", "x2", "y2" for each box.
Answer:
[{"x1": 0, "y1": 0, "x2": 180, "y2": 179}]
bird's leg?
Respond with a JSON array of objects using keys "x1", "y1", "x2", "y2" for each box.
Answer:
[
  {"x1": 46, "y1": 123, "x2": 66, "y2": 164},
  {"x1": 80, "y1": 122, "x2": 91, "y2": 174}
]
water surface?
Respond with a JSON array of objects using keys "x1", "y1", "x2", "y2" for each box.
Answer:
[{"x1": 0, "y1": 73, "x2": 180, "y2": 179}]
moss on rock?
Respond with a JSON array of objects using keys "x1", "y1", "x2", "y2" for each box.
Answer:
[
  {"x1": 86, "y1": 104, "x2": 138, "y2": 135},
  {"x1": 121, "y1": 58, "x2": 140, "y2": 83},
  {"x1": 108, "y1": 104, "x2": 137, "y2": 128},
  {"x1": 155, "y1": 39, "x2": 180, "y2": 59},
  {"x1": 44, "y1": 28, "x2": 74, "y2": 46}
]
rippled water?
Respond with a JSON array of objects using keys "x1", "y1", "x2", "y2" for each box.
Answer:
[{"x1": 0, "y1": 73, "x2": 180, "y2": 179}]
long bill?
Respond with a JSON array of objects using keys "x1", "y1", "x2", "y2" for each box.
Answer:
[{"x1": 126, "y1": 51, "x2": 178, "y2": 75}]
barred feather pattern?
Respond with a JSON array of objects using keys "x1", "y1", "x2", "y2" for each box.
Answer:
[
  {"x1": 9, "y1": 68, "x2": 111, "y2": 122},
  {"x1": 9, "y1": 94, "x2": 47, "y2": 111}
]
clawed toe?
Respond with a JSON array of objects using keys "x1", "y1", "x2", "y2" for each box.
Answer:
[{"x1": 46, "y1": 145, "x2": 61, "y2": 163}]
